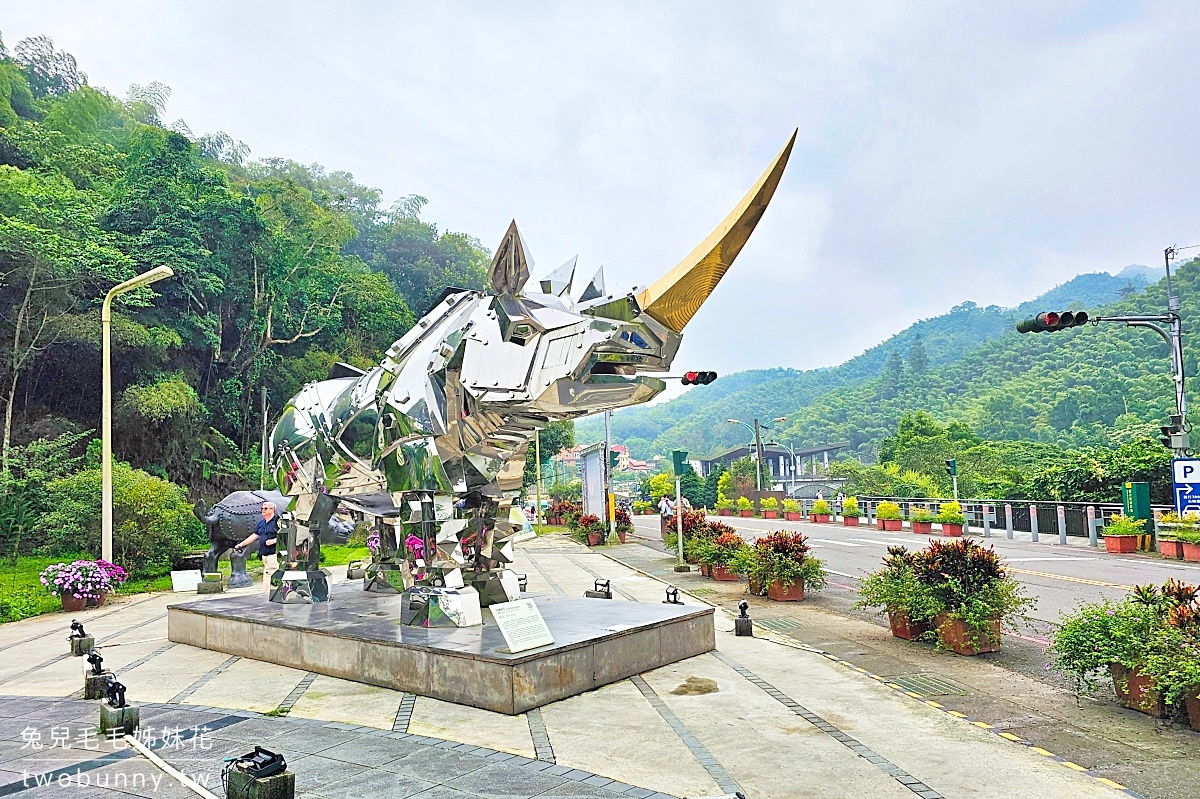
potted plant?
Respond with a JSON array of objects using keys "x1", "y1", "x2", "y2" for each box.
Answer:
[
  {"x1": 1179, "y1": 527, "x2": 1200, "y2": 563},
  {"x1": 701, "y1": 532, "x2": 747, "y2": 581},
  {"x1": 910, "y1": 508, "x2": 935, "y2": 535},
  {"x1": 842, "y1": 496, "x2": 862, "y2": 526},
  {"x1": 665, "y1": 512, "x2": 726, "y2": 564},
  {"x1": 732, "y1": 531, "x2": 826, "y2": 601},
  {"x1": 936, "y1": 501, "x2": 965, "y2": 537},
  {"x1": 1156, "y1": 513, "x2": 1187, "y2": 559},
  {"x1": 876, "y1": 501, "x2": 903, "y2": 531},
  {"x1": 40, "y1": 560, "x2": 121, "y2": 612},
  {"x1": 632, "y1": 500, "x2": 653, "y2": 516},
  {"x1": 1143, "y1": 586, "x2": 1200, "y2": 730},
  {"x1": 760, "y1": 497, "x2": 779, "y2": 519},
  {"x1": 782, "y1": 498, "x2": 802, "y2": 521},
  {"x1": 856, "y1": 546, "x2": 939, "y2": 640},
  {"x1": 716, "y1": 496, "x2": 735, "y2": 517},
  {"x1": 615, "y1": 508, "x2": 634, "y2": 544},
  {"x1": 1102, "y1": 514, "x2": 1144, "y2": 554},
  {"x1": 912, "y1": 538, "x2": 1034, "y2": 656},
  {"x1": 736, "y1": 496, "x2": 754, "y2": 518},
  {"x1": 730, "y1": 546, "x2": 766, "y2": 596},
  {"x1": 577, "y1": 514, "x2": 606, "y2": 546},
  {"x1": 1050, "y1": 580, "x2": 1197, "y2": 718},
  {"x1": 810, "y1": 499, "x2": 832, "y2": 523}
]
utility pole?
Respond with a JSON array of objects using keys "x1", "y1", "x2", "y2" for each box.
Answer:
[
  {"x1": 753, "y1": 418, "x2": 764, "y2": 492},
  {"x1": 605, "y1": 409, "x2": 616, "y2": 541}
]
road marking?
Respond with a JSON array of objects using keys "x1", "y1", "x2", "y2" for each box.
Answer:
[
  {"x1": 1004, "y1": 557, "x2": 1099, "y2": 563},
  {"x1": 1008, "y1": 568, "x2": 1133, "y2": 591},
  {"x1": 809, "y1": 538, "x2": 864, "y2": 547},
  {"x1": 825, "y1": 570, "x2": 861, "y2": 580}
]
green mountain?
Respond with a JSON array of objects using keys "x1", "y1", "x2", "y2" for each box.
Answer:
[{"x1": 580, "y1": 268, "x2": 1166, "y2": 459}]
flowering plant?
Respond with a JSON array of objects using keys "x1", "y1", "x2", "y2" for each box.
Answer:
[
  {"x1": 367, "y1": 531, "x2": 381, "y2": 556},
  {"x1": 39, "y1": 560, "x2": 114, "y2": 601},
  {"x1": 404, "y1": 534, "x2": 425, "y2": 560},
  {"x1": 95, "y1": 560, "x2": 129, "y2": 586}
]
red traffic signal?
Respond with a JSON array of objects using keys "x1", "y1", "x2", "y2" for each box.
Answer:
[
  {"x1": 1016, "y1": 310, "x2": 1089, "y2": 334},
  {"x1": 682, "y1": 371, "x2": 717, "y2": 385}
]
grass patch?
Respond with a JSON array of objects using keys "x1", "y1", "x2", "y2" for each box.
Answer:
[
  {"x1": 318, "y1": 544, "x2": 370, "y2": 567},
  {"x1": 533, "y1": 524, "x2": 571, "y2": 536}
]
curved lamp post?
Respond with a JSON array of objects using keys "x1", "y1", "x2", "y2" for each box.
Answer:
[{"x1": 102, "y1": 266, "x2": 174, "y2": 563}]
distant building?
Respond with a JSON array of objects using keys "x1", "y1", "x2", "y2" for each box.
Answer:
[{"x1": 696, "y1": 442, "x2": 850, "y2": 481}]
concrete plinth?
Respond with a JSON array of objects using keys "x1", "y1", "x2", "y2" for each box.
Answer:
[
  {"x1": 84, "y1": 671, "x2": 112, "y2": 700},
  {"x1": 167, "y1": 584, "x2": 714, "y2": 714},
  {"x1": 227, "y1": 769, "x2": 295, "y2": 799},
  {"x1": 70, "y1": 635, "x2": 94, "y2": 656},
  {"x1": 197, "y1": 580, "x2": 224, "y2": 594},
  {"x1": 99, "y1": 704, "x2": 139, "y2": 735}
]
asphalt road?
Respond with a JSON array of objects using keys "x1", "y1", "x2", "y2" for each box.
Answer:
[{"x1": 631, "y1": 514, "x2": 1200, "y2": 624}]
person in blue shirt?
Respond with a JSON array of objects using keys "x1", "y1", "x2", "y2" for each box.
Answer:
[{"x1": 236, "y1": 502, "x2": 278, "y2": 593}]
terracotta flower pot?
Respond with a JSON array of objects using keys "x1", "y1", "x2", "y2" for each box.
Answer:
[
  {"x1": 718, "y1": 508, "x2": 733, "y2": 516},
  {"x1": 1185, "y1": 691, "x2": 1200, "y2": 731},
  {"x1": 739, "y1": 509, "x2": 754, "y2": 517},
  {"x1": 748, "y1": 578, "x2": 765, "y2": 596},
  {"x1": 762, "y1": 511, "x2": 778, "y2": 519},
  {"x1": 879, "y1": 519, "x2": 902, "y2": 531},
  {"x1": 60, "y1": 595, "x2": 87, "y2": 613},
  {"x1": 87, "y1": 591, "x2": 107, "y2": 608},
  {"x1": 887, "y1": 609, "x2": 931, "y2": 641},
  {"x1": 941, "y1": 523, "x2": 964, "y2": 537},
  {"x1": 1183, "y1": 542, "x2": 1200, "y2": 562},
  {"x1": 911, "y1": 521, "x2": 933, "y2": 534},
  {"x1": 781, "y1": 512, "x2": 799, "y2": 521},
  {"x1": 812, "y1": 514, "x2": 830, "y2": 523},
  {"x1": 934, "y1": 613, "x2": 1000, "y2": 656},
  {"x1": 617, "y1": 531, "x2": 627, "y2": 544},
  {"x1": 843, "y1": 516, "x2": 860, "y2": 526},
  {"x1": 711, "y1": 564, "x2": 741, "y2": 582},
  {"x1": 1109, "y1": 663, "x2": 1165, "y2": 717},
  {"x1": 1159, "y1": 539, "x2": 1184, "y2": 559},
  {"x1": 767, "y1": 582, "x2": 805, "y2": 602},
  {"x1": 1105, "y1": 535, "x2": 1139, "y2": 554},
  {"x1": 586, "y1": 533, "x2": 603, "y2": 546},
  {"x1": 700, "y1": 564, "x2": 712, "y2": 577}
]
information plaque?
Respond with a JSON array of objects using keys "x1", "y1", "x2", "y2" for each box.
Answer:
[{"x1": 491, "y1": 599, "x2": 555, "y2": 653}]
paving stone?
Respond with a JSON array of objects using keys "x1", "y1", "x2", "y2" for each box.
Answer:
[
  {"x1": 283, "y1": 753, "x2": 370, "y2": 793},
  {"x1": 321, "y1": 766, "x2": 434, "y2": 798},
  {"x1": 259, "y1": 726, "x2": 361, "y2": 755},
  {"x1": 445, "y1": 761, "x2": 568, "y2": 798},
  {"x1": 382, "y1": 745, "x2": 491, "y2": 782},
  {"x1": 315, "y1": 736, "x2": 422, "y2": 767}
]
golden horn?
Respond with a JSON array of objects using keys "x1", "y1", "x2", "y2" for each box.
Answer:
[{"x1": 637, "y1": 130, "x2": 796, "y2": 333}]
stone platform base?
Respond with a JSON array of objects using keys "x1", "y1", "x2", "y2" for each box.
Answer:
[{"x1": 166, "y1": 584, "x2": 714, "y2": 714}]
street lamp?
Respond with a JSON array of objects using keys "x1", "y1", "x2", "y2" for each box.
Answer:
[
  {"x1": 102, "y1": 266, "x2": 174, "y2": 563},
  {"x1": 766, "y1": 440, "x2": 799, "y2": 493},
  {"x1": 727, "y1": 416, "x2": 787, "y2": 492}
]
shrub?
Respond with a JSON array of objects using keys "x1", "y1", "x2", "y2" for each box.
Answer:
[
  {"x1": 40, "y1": 560, "x2": 114, "y2": 602},
  {"x1": 715, "y1": 496, "x2": 734, "y2": 511},
  {"x1": 699, "y1": 531, "x2": 747, "y2": 566},
  {"x1": 910, "y1": 508, "x2": 936, "y2": 523},
  {"x1": 36, "y1": 463, "x2": 203, "y2": 578},
  {"x1": 735, "y1": 496, "x2": 752, "y2": 511},
  {"x1": 782, "y1": 498, "x2": 801, "y2": 513},
  {"x1": 912, "y1": 538, "x2": 1033, "y2": 648},
  {"x1": 811, "y1": 499, "x2": 831, "y2": 515},
  {"x1": 615, "y1": 507, "x2": 634, "y2": 534},
  {"x1": 935, "y1": 501, "x2": 965, "y2": 525},
  {"x1": 1050, "y1": 580, "x2": 1198, "y2": 698},
  {"x1": 632, "y1": 500, "x2": 653, "y2": 514},
  {"x1": 732, "y1": 531, "x2": 826, "y2": 592},
  {"x1": 759, "y1": 497, "x2": 778, "y2": 511},
  {"x1": 842, "y1": 496, "x2": 861, "y2": 517},
  {"x1": 856, "y1": 546, "x2": 940, "y2": 623},
  {"x1": 1104, "y1": 513, "x2": 1146, "y2": 537},
  {"x1": 875, "y1": 501, "x2": 902, "y2": 520}
]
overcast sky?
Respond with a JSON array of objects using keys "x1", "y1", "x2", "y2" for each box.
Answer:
[{"x1": 7, "y1": 1, "x2": 1199, "y2": 396}]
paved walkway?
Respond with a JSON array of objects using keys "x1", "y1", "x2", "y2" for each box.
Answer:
[{"x1": 0, "y1": 535, "x2": 1147, "y2": 799}]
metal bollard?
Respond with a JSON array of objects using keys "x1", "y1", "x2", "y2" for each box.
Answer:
[
  {"x1": 663, "y1": 586, "x2": 685, "y2": 605},
  {"x1": 517, "y1": 573, "x2": 529, "y2": 592},
  {"x1": 1087, "y1": 505, "x2": 1098, "y2": 547},
  {"x1": 1057, "y1": 505, "x2": 1067, "y2": 545},
  {"x1": 1029, "y1": 504, "x2": 1039, "y2": 543},
  {"x1": 1005, "y1": 504, "x2": 1014, "y2": 539}
]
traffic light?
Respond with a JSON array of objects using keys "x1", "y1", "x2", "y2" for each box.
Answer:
[
  {"x1": 944, "y1": 459, "x2": 957, "y2": 477},
  {"x1": 1015, "y1": 311, "x2": 1090, "y2": 334},
  {"x1": 608, "y1": 449, "x2": 620, "y2": 470},
  {"x1": 1160, "y1": 414, "x2": 1190, "y2": 451},
  {"x1": 682, "y1": 370, "x2": 718, "y2": 385},
  {"x1": 671, "y1": 449, "x2": 689, "y2": 474}
]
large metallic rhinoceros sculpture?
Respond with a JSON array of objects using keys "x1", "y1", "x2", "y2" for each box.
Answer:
[{"x1": 265, "y1": 132, "x2": 795, "y2": 610}]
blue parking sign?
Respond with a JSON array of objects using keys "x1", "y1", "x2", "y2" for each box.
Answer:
[{"x1": 1172, "y1": 458, "x2": 1200, "y2": 514}]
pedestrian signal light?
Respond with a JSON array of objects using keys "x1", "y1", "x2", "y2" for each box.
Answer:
[
  {"x1": 944, "y1": 459, "x2": 957, "y2": 476},
  {"x1": 1015, "y1": 310, "x2": 1089, "y2": 333},
  {"x1": 671, "y1": 450, "x2": 689, "y2": 474},
  {"x1": 608, "y1": 449, "x2": 620, "y2": 470},
  {"x1": 682, "y1": 371, "x2": 717, "y2": 385},
  {"x1": 1160, "y1": 414, "x2": 1190, "y2": 451}
]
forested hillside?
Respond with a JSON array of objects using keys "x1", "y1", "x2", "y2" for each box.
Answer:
[
  {"x1": 0, "y1": 34, "x2": 489, "y2": 575},
  {"x1": 583, "y1": 269, "x2": 1156, "y2": 458}
]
